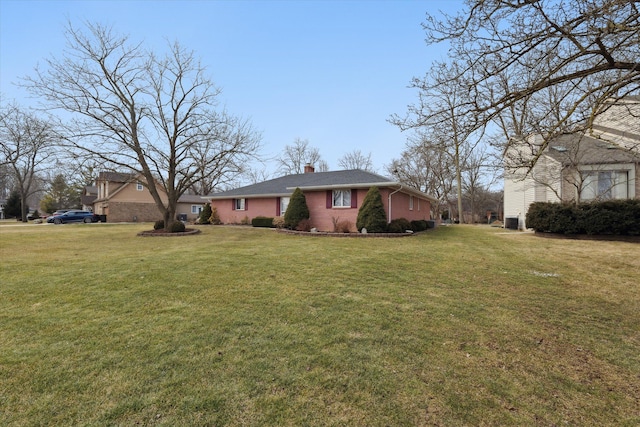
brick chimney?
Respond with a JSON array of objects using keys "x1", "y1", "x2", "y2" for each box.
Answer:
[{"x1": 304, "y1": 163, "x2": 315, "y2": 173}]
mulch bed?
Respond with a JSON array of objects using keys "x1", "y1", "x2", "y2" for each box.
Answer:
[
  {"x1": 534, "y1": 231, "x2": 640, "y2": 243},
  {"x1": 277, "y1": 229, "x2": 422, "y2": 238},
  {"x1": 137, "y1": 228, "x2": 201, "y2": 237}
]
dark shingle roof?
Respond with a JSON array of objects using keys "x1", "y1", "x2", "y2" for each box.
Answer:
[
  {"x1": 81, "y1": 186, "x2": 97, "y2": 206},
  {"x1": 209, "y1": 170, "x2": 397, "y2": 199},
  {"x1": 178, "y1": 194, "x2": 208, "y2": 204},
  {"x1": 98, "y1": 171, "x2": 134, "y2": 182},
  {"x1": 545, "y1": 134, "x2": 640, "y2": 165}
]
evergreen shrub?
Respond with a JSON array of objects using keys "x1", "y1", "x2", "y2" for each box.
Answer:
[
  {"x1": 356, "y1": 187, "x2": 387, "y2": 232},
  {"x1": 387, "y1": 218, "x2": 411, "y2": 233},
  {"x1": 198, "y1": 204, "x2": 212, "y2": 224},
  {"x1": 526, "y1": 200, "x2": 640, "y2": 235},
  {"x1": 169, "y1": 221, "x2": 186, "y2": 233},
  {"x1": 154, "y1": 220, "x2": 165, "y2": 230},
  {"x1": 410, "y1": 220, "x2": 429, "y2": 232},
  {"x1": 284, "y1": 188, "x2": 310, "y2": 229},
  {"x1": 252, "y1": 216, "x2": 274, "y2": 228},
  {"x1": 5, "y1": 190, "x2": 24, "y2": 219}
]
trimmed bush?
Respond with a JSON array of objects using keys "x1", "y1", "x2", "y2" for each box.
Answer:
[
  {"x1": 284, "y1": 188, "x2": 310, "y2": 229},
  {"x1": 252, "y1": 216, "x2": 274, "y2": 228},
  {"x1": 526, "y1": 200, "x2": 640, "y2": 235},
  {"x1": 356, "y1": 186, "x2": 387, "y2": 232},
  {"x1": 387, "y1": 217, "x2": 412, "y2": 233},
  {"x1": 154, "y1": 219, "x2": 165, "y2": 230},
  {"x1": 169, "y1": 221, "x2": 186, "y2": 233},
  {"x1": 198, "y1": 204, "x2": 212, "y2": 224},
  {"x1": 410, "y1": 220, "x2": 429, "y2": 232}
]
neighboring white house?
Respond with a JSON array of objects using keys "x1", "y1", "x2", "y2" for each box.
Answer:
[{"x1": 504, "y1": 97, "x2": 640, "y2": 230}]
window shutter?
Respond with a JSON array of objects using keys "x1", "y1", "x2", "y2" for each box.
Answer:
[
  {"x1": 351, "y1": 189, "x2": 357, "y2": 208},
  {"x1": 326, "y1": 190, "x2": 332, "y2": 208},
  {"x1": 245, "y1": 199, "x2": 248, "y2": 210},
  {"x1": 232, "y1": 199, "x2": 235, "y2": 210},
  {"x1": 276, "y1": 197, "x2": 281, "y2": 216}
]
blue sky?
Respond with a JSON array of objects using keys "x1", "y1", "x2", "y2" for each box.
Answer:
[{"x1": 1, "y1": 0, "x2": 463, "y2": 176}]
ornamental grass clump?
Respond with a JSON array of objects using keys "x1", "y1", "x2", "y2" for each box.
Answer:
[{"x1": 209, "y1": 206, "x2": 222, "y2": 225}]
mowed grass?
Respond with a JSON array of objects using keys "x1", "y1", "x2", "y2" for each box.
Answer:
[{"x1": 1, "y1": 222, "x2": 639, "y2": 426}]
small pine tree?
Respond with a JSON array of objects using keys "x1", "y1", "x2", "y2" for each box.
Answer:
[
  {"x1": 284, "y1": 187, "x2": 310, "y2": 229},
  {"x1": 4, "y1": 190, "x2": 24, "y2": 219},
  {"x1": 356, "y1": 186, "x2": 387, "y2": 232},
  {"x1": 199, "y1": 203, "x2": 212, "y2": 224}
]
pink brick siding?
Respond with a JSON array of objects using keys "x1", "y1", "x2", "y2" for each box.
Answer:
[
  {"x1": 212, "y1": 197, "x2": 280, "y2": 225},
  {"x1": 305, "y1": 190, "x2": 361, "y2": 232}
]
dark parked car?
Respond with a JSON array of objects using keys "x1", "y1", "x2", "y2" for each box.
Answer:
[{"x1": 47, "y1": 210, "x2": 100, "y2": 224}]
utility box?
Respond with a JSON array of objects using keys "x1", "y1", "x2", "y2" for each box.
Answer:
[{"x1": 505, "y1": 217, "x2": 518, "y2": 230}]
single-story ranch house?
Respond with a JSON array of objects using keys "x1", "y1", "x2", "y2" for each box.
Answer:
[{"x1": 206, "y1": 166, "x2": 437, "y2": 232}]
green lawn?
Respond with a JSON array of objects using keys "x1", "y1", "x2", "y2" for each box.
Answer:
[{"x1": 1, "y1": 223, "x2": 639, "y2": 426}]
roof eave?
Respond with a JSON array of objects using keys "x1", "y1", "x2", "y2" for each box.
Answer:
[
  {"x1": 294, "y1": 182, "x2": 438, "y2": 203},
  {"x1": 289, "y1": 181, "x2": 394, "y2": 191},
  {"x1": 206, "y1": 192, "x2": 292, "y2": 200}
]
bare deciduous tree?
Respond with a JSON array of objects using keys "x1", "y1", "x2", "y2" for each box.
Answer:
[
  {"x1": 276, "y1": 138, "x2": 325, "y2": 174},
  {"x1": 391, "y1": 62, "x2": 482, "y2": 223},
  {"x1": 421, "y1": 0, "x2": 639, "y2": 158},
  {"x1": 386, "y1": 132, "x2": 456, "y2": 220},
  {"x1": 462, "y1": 146, "x2": 499, "y2": 222},
  {"x1": 0, "y1": 103, "x2": 55, "y2": 221},
  {"x1": 24, "y1": 22, "x2": 261, "y2": 228},
  {"x1": 338, "y1": 150, "x2": 374, "y2": 172}
]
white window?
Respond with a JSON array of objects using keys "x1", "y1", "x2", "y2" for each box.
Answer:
[
  {"x1": 235, "y1": 198, "x2": 246, "y2": 210},
  {"x1": 280, "y1": 197, "x2": 290, "y2": 216},
  {"x1": 583, "y1": 171, "x2": 628, "y2": 201},
  {"x1": 333, "y1": 190, "x2": 351, "y2": 207},
  {"x1": 191, "y1": 205, "x2": 202, "y2": 214},
  {"x1": 409, "y1": 195, "x2": 414, "y2": 211},
  {"x1": 136, "y1": 182, "x2": 144, "y2": 191}
]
